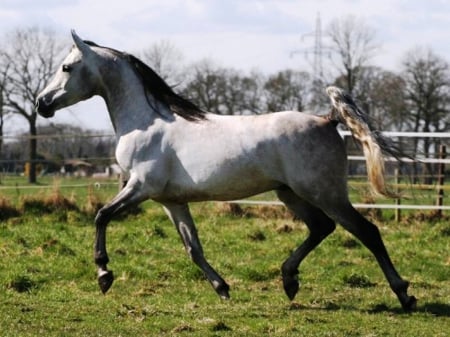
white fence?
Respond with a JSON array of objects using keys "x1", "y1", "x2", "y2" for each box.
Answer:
[
  {"x1": 229, "y1": 131, "x2": 450, "y2": 213},
  {"x1": 1, "y1": 131, "x2": 448, "y2": 214}
]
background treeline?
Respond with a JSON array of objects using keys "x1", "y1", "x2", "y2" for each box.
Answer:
[{"x1": 0, "y1": 15, "x2": 449, "y2": 182}]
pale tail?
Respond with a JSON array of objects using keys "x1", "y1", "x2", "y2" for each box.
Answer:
[{"x1": 326, "y1": 86, "x2": 398, "y2": 198}]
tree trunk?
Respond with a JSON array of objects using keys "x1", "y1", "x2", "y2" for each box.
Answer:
[
  {"x1": 0, "y1": 116, "x2": 3, "y2": 158},
  {"x1": 0, "y1": 93, "x2": 3, "y2": 158},
  {"x1": 28, "y1": 119, "x2": 37, "y2": 183}
]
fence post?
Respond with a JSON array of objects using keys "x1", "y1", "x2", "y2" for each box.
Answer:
[
  {"x1": 436, "y1": 144, "x2": 446, "y2": 218},
  {"x1": 395, "y1": 168, "x2": 401, "y2": 222}
]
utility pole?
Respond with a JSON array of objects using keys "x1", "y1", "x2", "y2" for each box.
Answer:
[
  {"x1": 291, "y1": 12, "x2": 332, "y2": 111},
  {"x1": 291, "y1": 13, "x2": 329, "y2": 82},
  {"x1": 312, "y1": 13, "x2": 324, "y2": 81}
]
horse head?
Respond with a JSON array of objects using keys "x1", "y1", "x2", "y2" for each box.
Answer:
[{"x1": 36, "y1": 30, "x2": 100, "y2": 118}]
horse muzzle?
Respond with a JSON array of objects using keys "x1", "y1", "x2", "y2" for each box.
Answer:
[{"x1": 35, "y1": 96, "x2": 55, "y2": 118}]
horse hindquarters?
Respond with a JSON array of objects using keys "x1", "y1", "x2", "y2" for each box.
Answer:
[
  {"x1": 279, "y1": 121, "x2": 416, "y2": 310},
  {"x1": 282, "y1": 182, "x2": 417, "y2": 309}
]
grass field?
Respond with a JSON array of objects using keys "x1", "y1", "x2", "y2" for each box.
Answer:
[{"x1": 0, "y1": 177, "x2": 449, "y2": 336}]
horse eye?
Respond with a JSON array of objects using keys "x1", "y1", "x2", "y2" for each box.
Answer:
[{"x1": 62, "y1": 64, "x2": 72, "y2": 73}]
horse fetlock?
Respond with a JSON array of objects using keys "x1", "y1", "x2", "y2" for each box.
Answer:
[
  {"x1": 392, "y1": 279, "x2": 417, "y2": 311},
  {"x1": 212, "y1": 280, "x2": 230, "y2": 299},
  {"x1": 400, "y1": 295, "x2": 417, "y2": 311},
  {"x1": 94, "y1": 251, "x2": 109, "y2": 266},
  {"x1": 396, "y1": 282, "x2": 417, "y2": 311}
]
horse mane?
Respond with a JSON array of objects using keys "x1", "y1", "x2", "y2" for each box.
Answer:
[{"x1": 84, "y1": 40, "x2": 206, "y2": 121}]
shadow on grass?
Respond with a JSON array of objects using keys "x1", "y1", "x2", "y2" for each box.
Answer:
[
  {"x1": 288, "y1": 302, "x2": 355, "y2": 312},
  {"x1": 289, "y1": 301, "x2": 450, "y2": 317},
  {"x1": 368, "y1": 302, "x2": 450, "y2": 317},
  {"x1": 419, "y1": 302, "x2": 450, "y2": 317}
]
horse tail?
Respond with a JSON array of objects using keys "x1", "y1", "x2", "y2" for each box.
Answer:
[{"x1": 326, "y1": 86, "x2": 399, "y2": 198}]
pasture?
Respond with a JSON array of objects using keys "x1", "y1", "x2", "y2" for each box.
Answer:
[{"x1": 0, "y1": 177, "x2": 449, "y2": 336}]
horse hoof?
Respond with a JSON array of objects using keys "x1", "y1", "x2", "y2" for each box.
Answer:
[
  {"x1": 283, "y1": 277, "x2": 299, "y2": 301},
  {"x1": 402, "y1": 295, "x2": 417, "y2": 312},
  {"x1": 215, "y1": 282, "x2": 230, "y2": 299},
  {"x1": 98, "y1": 270, "x2": 114, "y2": 294}
]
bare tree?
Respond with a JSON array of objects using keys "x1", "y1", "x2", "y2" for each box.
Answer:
[
  {"x1": 240, "y1": 71, "x2": 266, "y2": 114},
  {"x1": 139, "y1": 40, "x2": 184, "y2": 86},
  {"x1": 368, "y1": 69, "x2": 409, "y2": 131},
  {"x1": 184, "y1": 63, "x2": 312, "y2": 115},
  {"x1": 0, "y1": 65, "x2": 9, "y2": 157},
  {"x1": 182, "y1": 59, "x2": 227, "y2": 114},
  {"x1": 183, "y1": 61, "x2": 267, "y2": 115},
  {"x1": 403, "y1": 47, "x2": 450, "y2": 134},
  {"x1": 0, "y1": 27, "x2": 65, "y2": 183},
  {"x1": 402, "y1": 47, "x2": 450, "y2": 181},
  {"x1": 264, "y1": 70, "x2": 311, "y2": 112},
  {"x1": 336, "y1": 66, "x2": 409, "y2": 131},
  {"x1": 221, "y1": 69, "x2": 265, "y2": 115},
  {"x1": 327, "y1": 15, "x2": 378, "y2": 94}
]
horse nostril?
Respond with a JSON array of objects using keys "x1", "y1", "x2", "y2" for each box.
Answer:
[
  {"x1": 36, "y1": 96, "x2": 51, "y2": 111},
  {"x1": 35, "y1": 98, "x2": 41, "y2": 111},
  {"x1": 35, "y1": 97, "x2": 46, "y2": 112},
  {"x1": 35, "y1": 96, "x2": 55, "y2": 117},
  {"x1": 44, "y1": 96, "x2": 53, "y2": 105}
]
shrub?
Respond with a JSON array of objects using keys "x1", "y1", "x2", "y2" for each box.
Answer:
[
  {"x1": 0, "y1": 197, "x2": 20, "y2": 221},
  {"x1": 20, "y1": 191, "x2": 79, "y2": 215}
]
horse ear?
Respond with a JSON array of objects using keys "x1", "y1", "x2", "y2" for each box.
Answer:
[{"x1": 71, "y1": 30, "x2": 93, "y2": 56}]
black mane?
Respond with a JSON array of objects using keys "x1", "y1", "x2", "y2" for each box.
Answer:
[{"x1": 84, "y1": 40, "x2": 206, "y2": 121}]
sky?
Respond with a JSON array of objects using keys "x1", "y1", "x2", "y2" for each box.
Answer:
[{"x1": 1, "y1": 0, "x2": 449, "y2": 133}]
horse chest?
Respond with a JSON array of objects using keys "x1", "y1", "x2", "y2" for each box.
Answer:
[{"x1": 115, "y1": 130, "x2": 166, "y2": 171}]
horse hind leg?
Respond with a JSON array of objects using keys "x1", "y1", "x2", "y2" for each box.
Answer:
[
  {"x1": 325, "y1": 202, "x2": 417, "y2": 311},
  {"x1": 162, "y1": 203, "x2": 230, "y2": 299},
  {"x1": 276, "y1": 188, "x2": 336, "y2": 301}
]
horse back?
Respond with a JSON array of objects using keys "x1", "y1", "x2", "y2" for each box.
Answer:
[{"x1": 153, "y1": 112, "x2": 347, "y2": 202}]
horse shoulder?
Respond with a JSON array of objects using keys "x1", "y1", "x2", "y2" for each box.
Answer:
[{"x1": 115, "y1": 125, "x2": 167, "y2": 170}]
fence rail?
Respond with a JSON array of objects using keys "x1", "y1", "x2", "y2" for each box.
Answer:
[
  {"x1": 339, "y1": 130, "x2": 450, "y2": 138},
  {"x1": 0, "y1": 131, "x2": 448, "y2": 218},
  {"x1": 226, "y1": 199, "x2": 450, "y2": 211}
]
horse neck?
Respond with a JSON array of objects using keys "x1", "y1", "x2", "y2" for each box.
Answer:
[{"x1": 99, "y1": 59, "x2": 162, "y2": 135}]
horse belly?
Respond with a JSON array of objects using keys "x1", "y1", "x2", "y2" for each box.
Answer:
[{"x1": 158, "y1": 161, "x2": 280, "y2": 203}]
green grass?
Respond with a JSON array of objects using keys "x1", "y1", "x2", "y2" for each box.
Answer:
[{"x1": 0, "y1": 178, "x2": 449, "y2": 336}]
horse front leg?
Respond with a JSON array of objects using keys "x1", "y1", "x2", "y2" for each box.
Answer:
[
  {"x1": 163, "y1": 203, "x2": 230, "y2": 299},
  {"x1": 94, "y1": 207, "x2": 114, "y2": 294},
  {"x1": 94, "y1": 178, "x2": 145, "y2": 294}
]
